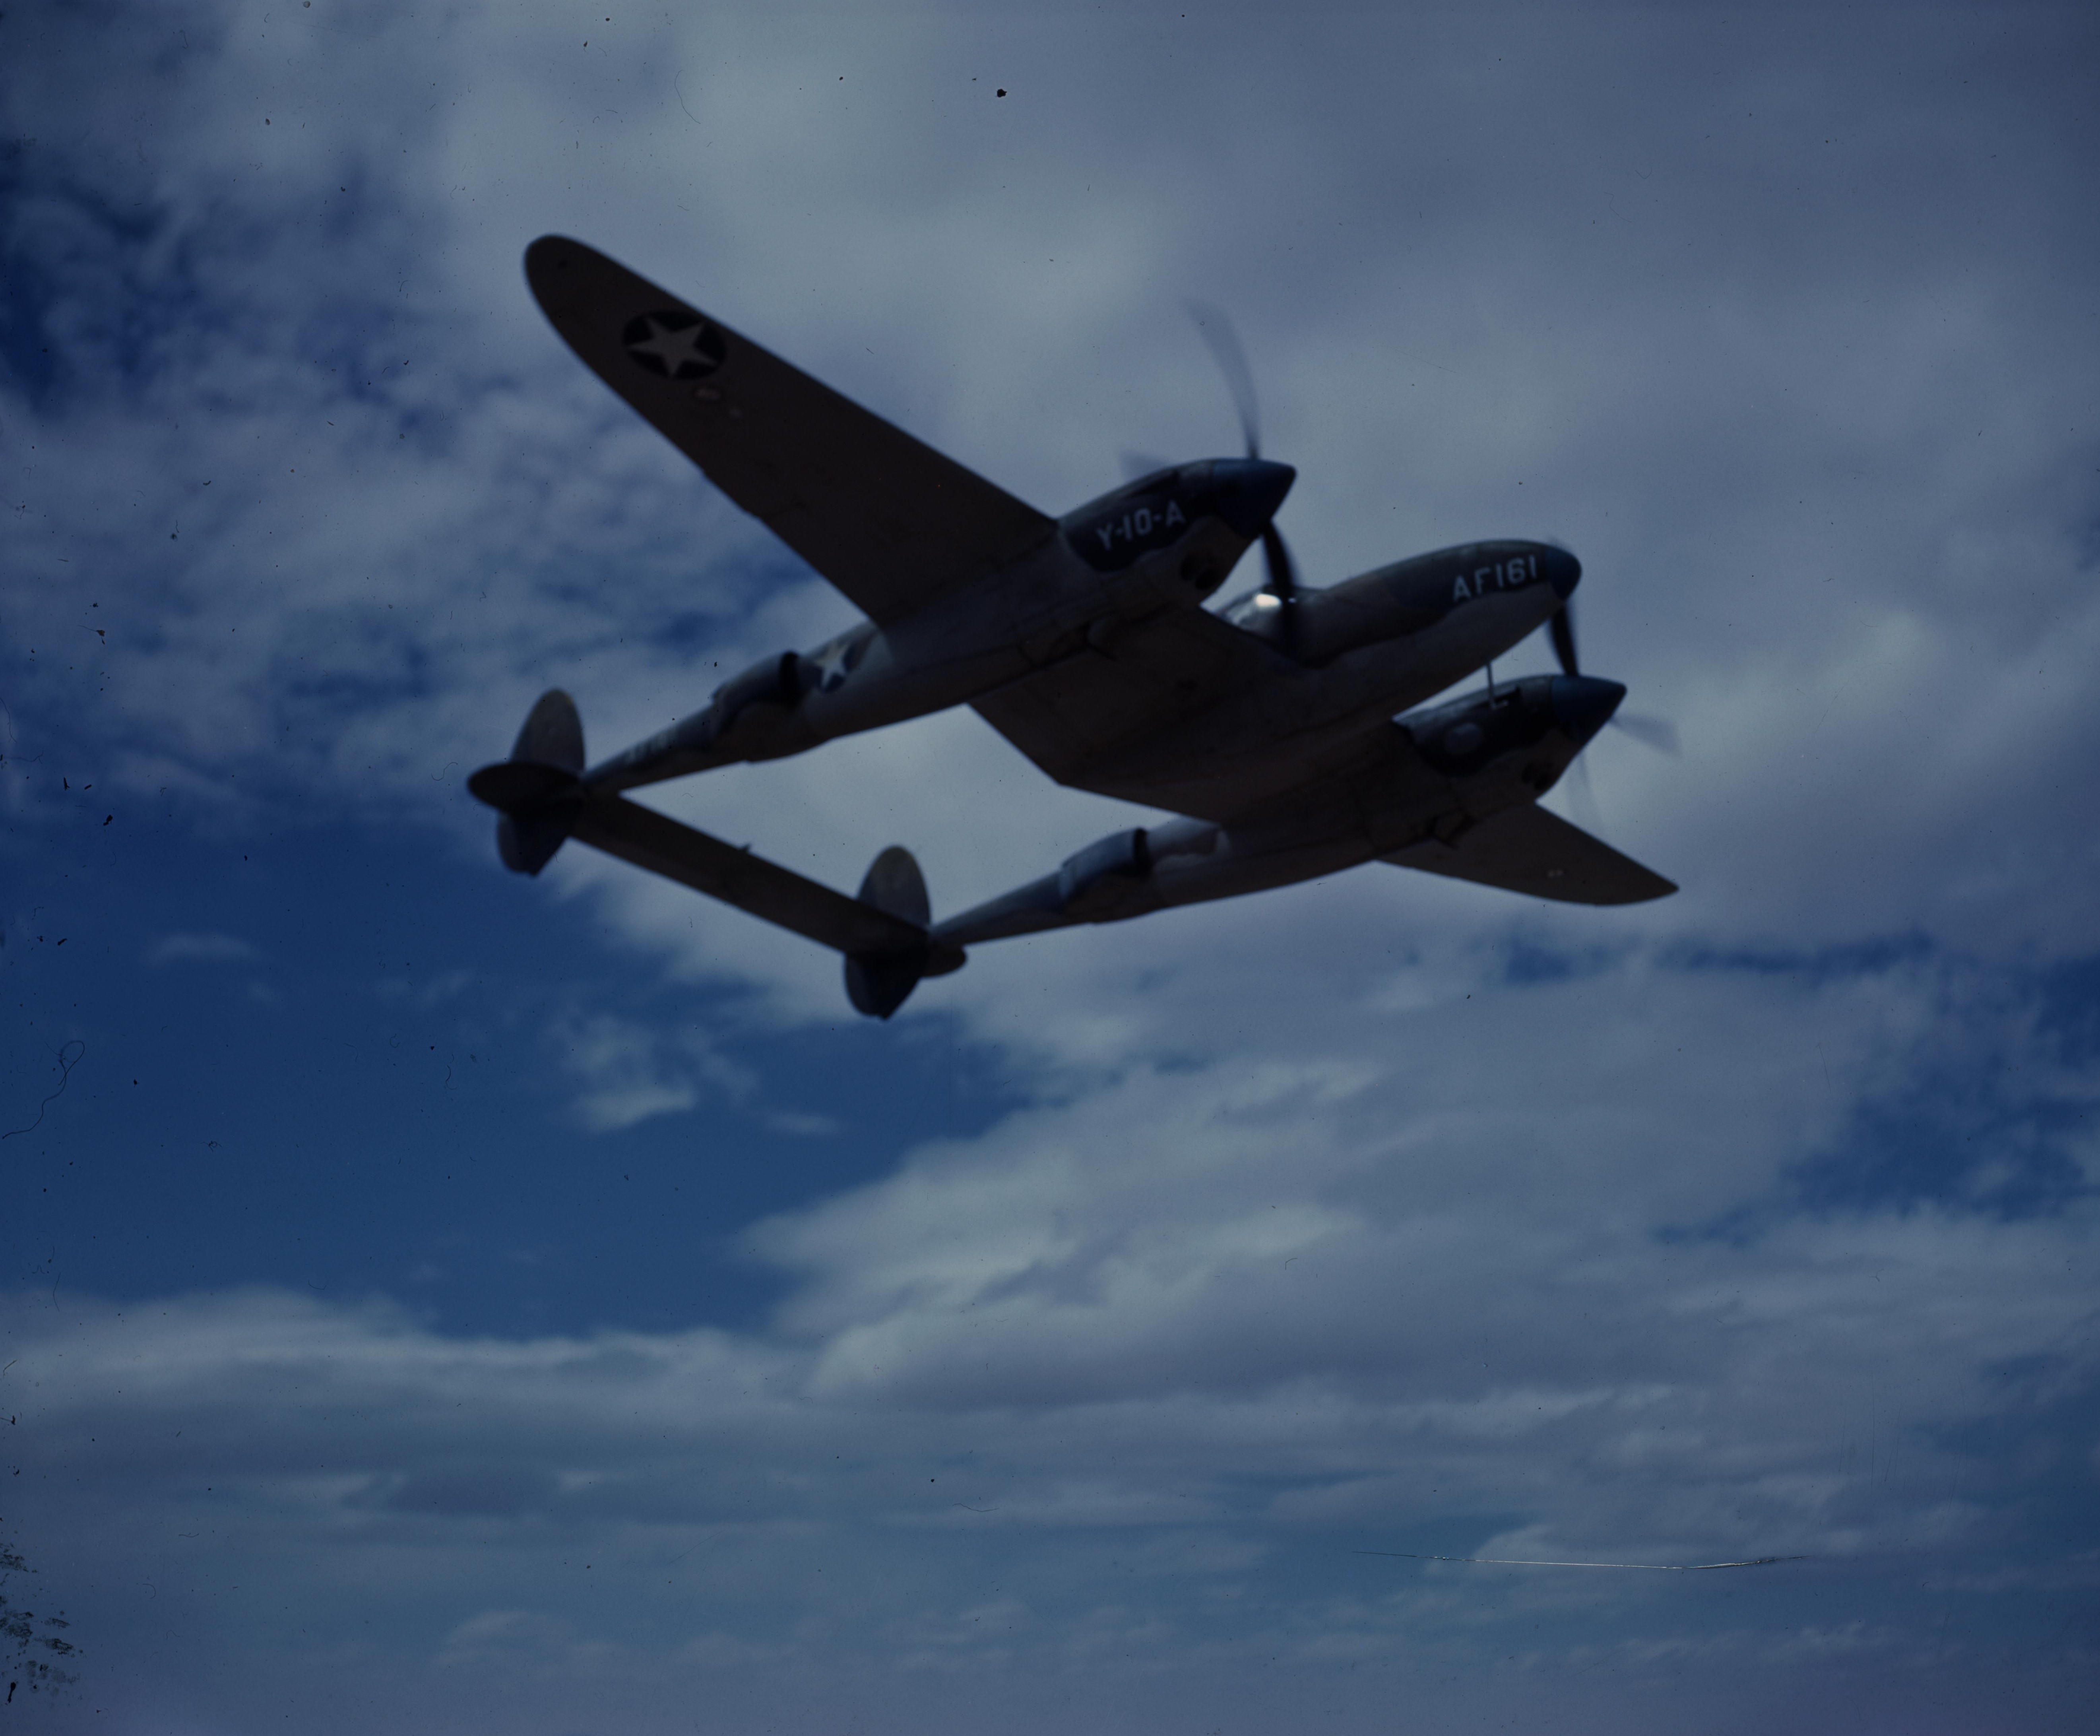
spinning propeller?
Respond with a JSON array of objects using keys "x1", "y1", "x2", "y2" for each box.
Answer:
[
  {"x1": 1543, "y1": 577, "x2": 1678, "y2": 831},
  {"x1": 1189, "y1": 301, "x2": 1304, "y2": 652},
  {"x1": 1544, "y1": 591, "x2": 1679, "y2": 755}
]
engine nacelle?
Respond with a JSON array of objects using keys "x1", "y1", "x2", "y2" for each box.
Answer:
[
  {"x1": 1398, "y1": 673, "x2": 1626, "y2": 807},
  {"x1": 1056, "y1": 827, "x2": 1152, "y2": 919},
  {"x1": 711, "y1": 651, "x2": 803, "y2": 727},
  {"x1": 698, "y1": 649, "x2": 818, "y2": 764}
]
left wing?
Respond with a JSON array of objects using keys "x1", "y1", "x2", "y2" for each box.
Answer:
[
  {"x1": 526, "y1": 236, "x2": 1054, "y2": 627},
  {"x1": 1382, "y1": 803, "x2": 1676, "y2": 905}
]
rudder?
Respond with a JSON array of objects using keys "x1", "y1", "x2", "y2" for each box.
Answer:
[
  {"x1": 845, "y1": 846, "x2": 932, "y2": 1019},
  {"x1": 467, "y1": 690, "x2": 586, "y2": 876}
]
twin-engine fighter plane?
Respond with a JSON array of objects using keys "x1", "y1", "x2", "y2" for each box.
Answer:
[{"x1": 469, "y1": 237, "x2": 1675, "y2": 1017}]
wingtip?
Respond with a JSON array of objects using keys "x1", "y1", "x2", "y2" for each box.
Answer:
[
  {"x1": 523, "y1": 235, "x2": 604, "y2": 312},
  {"x1": 1614, "y1": 874, "x2": 1679, "y2": 905}
]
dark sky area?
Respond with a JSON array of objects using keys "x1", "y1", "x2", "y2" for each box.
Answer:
[{"x1": 2, "y1": 3, "x2": 2097, "y2": 1731}]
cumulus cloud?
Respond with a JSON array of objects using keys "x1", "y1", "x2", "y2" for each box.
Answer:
[{"x1": 10, "y1": 945, "x2": 2098, "y2": 1728}]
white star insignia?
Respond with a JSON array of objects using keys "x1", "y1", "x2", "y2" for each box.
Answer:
[
  {"x1": 624, "y1": 315, "x2": 721, "y2": 378},
  {"x1": 810, "y1": 638, "x2": 855, "y2": 692}
]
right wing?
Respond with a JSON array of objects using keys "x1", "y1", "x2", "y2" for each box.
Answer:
[
  {"x1": 1382, "y1": 803, "x2": 1677, "y2": 905},
  {"x1": 526, "y1": 236, "x2": 1054, "y2": 627}
]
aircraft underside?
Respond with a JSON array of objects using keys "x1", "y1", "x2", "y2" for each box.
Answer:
[{"x1": 467, "y1": 236, "x2": 1675, "y2": 1018}]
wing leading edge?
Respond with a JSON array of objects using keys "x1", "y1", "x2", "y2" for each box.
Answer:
[
  {"x1": 525, "y1": 236, "x2": 1054, "y2": 627},
  {"x1": 1383, "y1": 803, "x2": 1676, "y2": 905}
]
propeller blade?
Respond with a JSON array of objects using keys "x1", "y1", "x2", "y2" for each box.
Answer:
[
  {"x1": 1261, "y1": 522, "x2": 1301, "y2": 653},
  {"x1": 1611, "y1": 712, "x2": 1679, "y2": 756},
  {"x1": 1549, "y1": 603, "x2": 1580, "y2": 678},
  {"x1": 1186, "y1": 300, "x2": 1263, "y2": 458},
  {"x1": 1187, "y1": 301, "x2": 1301, "y2": 653},
  {"x1": 1544, "y1": 580, "x2": 1674, "y2": 754},
  {"x1": 1260, "y1": 523, "x2": 1299, "y2": 601}
]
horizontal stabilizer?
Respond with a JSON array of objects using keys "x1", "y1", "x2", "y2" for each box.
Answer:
[
  {"x1": 1383, "y1": 803, "x2": 1675, "y2": 906},
  {"x1": 571, "y1": 796, "x2": 966, "y2": 975}
]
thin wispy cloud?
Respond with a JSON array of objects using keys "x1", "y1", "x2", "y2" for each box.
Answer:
[{"x1": 142, "y1": 931, "x2": 258, "y2": 965}]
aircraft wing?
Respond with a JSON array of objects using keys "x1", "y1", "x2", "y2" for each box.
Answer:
[
  {"x1": 525, "y1": 236, "x2": 1055, "y2": 627},
  {"x1": 970, "y1": 604, "x2": 1278, "y2": 804},
  {"x1": 1382, "y1": 803, "x2": 1677, "y2": 905}
]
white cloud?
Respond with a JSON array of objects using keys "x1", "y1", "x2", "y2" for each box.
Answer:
[
  {"x1": 8, "y1": 946, "x2": 2097, "y2": 1727},
  {"x1": 143, "y1": 931, "x2": 259, "y2": 965},
  {"x1": 547, "y1": 1009, "x2": 754, "y2": 1132}
]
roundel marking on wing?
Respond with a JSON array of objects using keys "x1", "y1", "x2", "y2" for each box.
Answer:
[
  {"x1": 622, "y1": 311, "x2": 726, "y2": 380},
  {"x1": 808, "y1": 631, "x2": 865, "y2": 693}
]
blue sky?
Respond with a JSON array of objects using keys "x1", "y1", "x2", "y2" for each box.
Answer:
[{"x1": 2, "y1": 2, "x2": 2098, "y2": 1731}]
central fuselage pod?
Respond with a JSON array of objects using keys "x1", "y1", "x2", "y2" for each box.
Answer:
[{"x1": 1065, "y1": 539, "x2": 1580, "y2": 816}]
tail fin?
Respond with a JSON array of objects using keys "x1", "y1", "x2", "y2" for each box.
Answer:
[
  {"x1": 467, "y1": 690, "x2": 586, "y2": 875},
  {"x1": 511, "y1": 687, "x2": 584, "y2": 771},
  {"x1": 845, "y1": 846, "x2": 934, "y2": 1019}
]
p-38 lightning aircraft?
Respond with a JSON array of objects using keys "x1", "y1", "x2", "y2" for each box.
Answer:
[{"x1": 469, "y1": 237, "x2": 1675, "y2": 1017}]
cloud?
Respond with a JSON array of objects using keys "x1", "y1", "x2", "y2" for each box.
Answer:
[
  {"x1": 8, "y1": 941, "x2": 2098, "y2": 1728},
  {"x1": 4, "y1": 4, "x2": 2100, "y2": 1730},
  {"x1": 547, "y1": 1008, "x2": 754, "y2": 1132},
  {"x1": 764, "y1": 1108, "x2": 843, "y2": 1138},
  {"x1": 382, "y1": 1462, "x2": 562, "y2": 1517},
  {"x1": 750, "y1": 943, "x2": 2094, "y2": 1420},
  {"x1": 6, "y1": 0, "x2": 2098, "y2": 1019},
  {"x1": 142, "y1": 930, "x2": 259, "y2": 965}
]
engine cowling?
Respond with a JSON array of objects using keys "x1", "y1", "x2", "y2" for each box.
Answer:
[
  {"x1": 1056, "y1": 828, "x2": 1152, "y2": 919},
  {"x1": 710, "y1": 651, "x2": 802, "y2": 733}
]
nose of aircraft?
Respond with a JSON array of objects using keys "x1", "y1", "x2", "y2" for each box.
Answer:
[
  {"x1": 1540, "y1": 544, "x2": 1582, "y2": 599},
  {"x1": 1210, "y1": 458, "x2": 1297, "y2": 538},
  {"x1": 1550, "y1": 675, "x2": 1626, "y2": 744}
]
